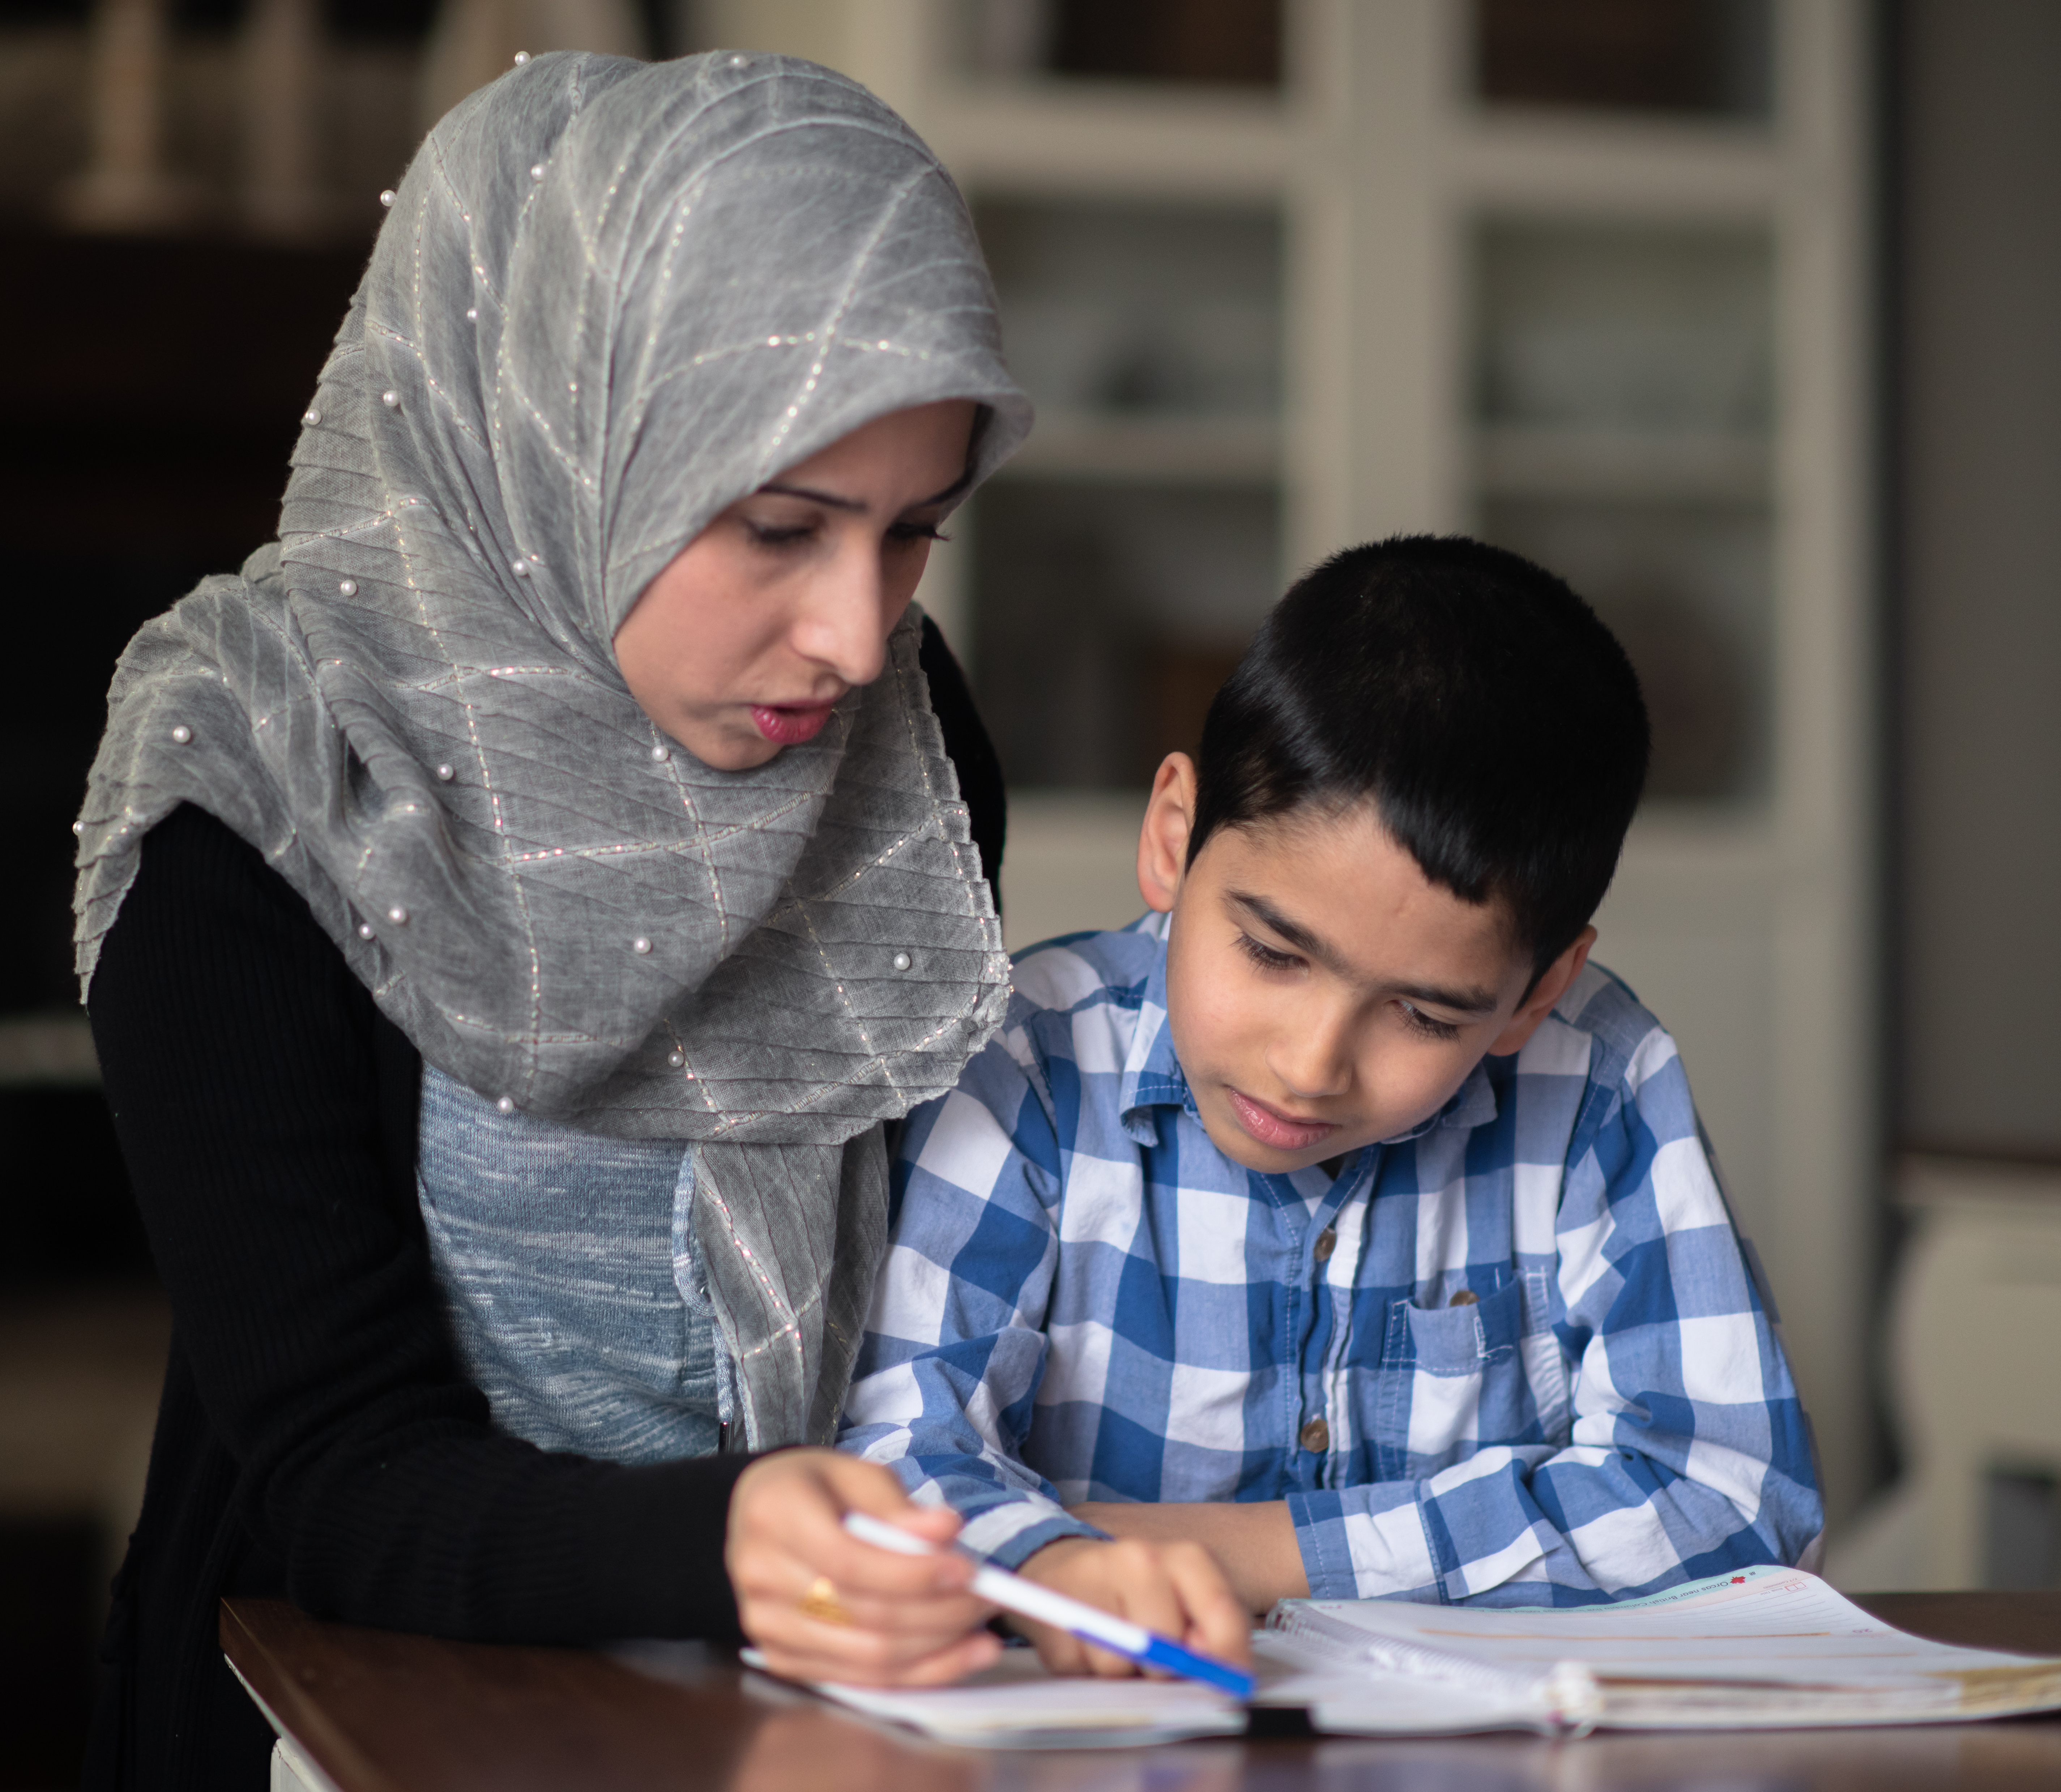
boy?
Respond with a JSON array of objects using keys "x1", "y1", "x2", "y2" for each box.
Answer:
[{"x1": 840, "y1": 537, "x2": 1822, "y2": 1657}]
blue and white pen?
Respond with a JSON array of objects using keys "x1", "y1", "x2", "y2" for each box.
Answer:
[{"x1": 842, "y1": 1509, "x2": 1256, "y2": 1701}]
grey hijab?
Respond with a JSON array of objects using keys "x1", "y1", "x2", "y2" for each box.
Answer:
[{"x1": 73, "y1": 51, "x2": 1029, "y2": 1446}]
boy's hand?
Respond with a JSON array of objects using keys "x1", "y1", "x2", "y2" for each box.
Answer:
[
  {"x1": 726, "y1": 1450, "x2": 1002, "y2": 1688},
  {"x1": 1069, "y1": 1500, "x2": 1309, "y2": 1615},
  {"x1": 1011, "y1": 1536, "x2": 1252, "y2": 1678}
]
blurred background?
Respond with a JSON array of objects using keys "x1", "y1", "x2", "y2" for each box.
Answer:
[{"x1": 1, "y1": 0, "x2": 2056, "y2": 1781}]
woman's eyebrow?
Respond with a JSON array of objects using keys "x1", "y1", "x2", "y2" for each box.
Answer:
[
  {"x1": 754, "y1": 469, "x2": 974, "y2": 513},
  {"x1": 920, "y1": 468, "x2": 975, "y2": 508},
  {"x1": 757, "y1": 481, "x2": 865, "y2": 512}
]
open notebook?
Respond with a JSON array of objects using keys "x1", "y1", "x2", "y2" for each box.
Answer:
[
  {"x1": 737, "y1": 1645, "x2": 1247, "y2": 1748},
  {"x1": 1258, "y1": 1563, "x2": 2061, "y2": 1735},
  {"x1": 703, "y1": 1567, "x2": 2061, "y2": 1748}
]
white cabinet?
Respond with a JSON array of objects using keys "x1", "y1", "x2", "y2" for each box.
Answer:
[{"x1": 714, "y1": 0, "x2": 1877, "y2": 1527}]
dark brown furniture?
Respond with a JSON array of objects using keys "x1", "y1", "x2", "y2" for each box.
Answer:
[{"x1": 222, "y1": 1592, "x2": 2061, "y2": 1792}]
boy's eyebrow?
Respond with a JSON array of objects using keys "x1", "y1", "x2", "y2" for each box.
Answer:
[
  {"x1": 756, "y1": 469, "x2": 973, "y2": 513},
  {"x1": 1388, "y1": 978, "x2": 1505, "y2": 1017},
  {"x1": 1228, "y1": 891, "x2": 1504, "y2": 1015}
]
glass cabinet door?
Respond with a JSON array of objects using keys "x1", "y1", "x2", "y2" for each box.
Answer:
[
  {"x1": 961, "y1": 0, "x2": 1283, "y2": 86},
  {"x1": 1473, "y1": 0, "x2": 1772, "y2": 117},
  {"x1": 1472, "y1": 220, "x2": 1776, "y2": 804},
  {"x1": 964, "y1": 197, "x2": 1284, "y2": 790}
]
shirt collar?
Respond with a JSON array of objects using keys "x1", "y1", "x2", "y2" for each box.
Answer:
[
  {"x1": 1119, "y1": 916, "x2": 1186, "y2": 1143},
  {"x1": 1117, "y1": 918, "x2": 1504, "y2": 1146}
]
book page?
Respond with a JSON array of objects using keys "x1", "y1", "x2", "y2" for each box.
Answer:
[
  {"x1": 732, "y1": 1646, "x2": 1247, "y2": 1748},
  {"x1": 1281, "y1": 1565, "x2": 2053, "y2": 1688}
]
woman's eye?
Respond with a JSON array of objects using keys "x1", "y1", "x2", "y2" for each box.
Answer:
[
  {"x1": 744, "y1": 519, "x2": 816, "y2": 549},
  {"x1": 887, "y1": 519, "x2": 949, "y2": 545},
  {"x1": 1234, "y1": 932, "x2": 1298, "y2": 972},
  {"x1": 1397, "y1": 1002, "x2": 1462, "y2": 1042}
]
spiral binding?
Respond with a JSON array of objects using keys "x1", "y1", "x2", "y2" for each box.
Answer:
[{"x1": 1265, "y1": 1603, "x2": 1604, "y2": 1737}]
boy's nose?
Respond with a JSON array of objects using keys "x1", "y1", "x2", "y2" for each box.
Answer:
[{"x1": 1268, "y1": 1008, "x2": 1354, "y2": 1100}]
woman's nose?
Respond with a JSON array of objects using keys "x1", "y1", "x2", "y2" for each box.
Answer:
[{"x1": 790, "y1": 537, "x2": 894, "y2": 687}]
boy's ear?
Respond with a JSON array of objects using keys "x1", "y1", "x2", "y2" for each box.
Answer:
[
  {"x1": 1136, "y1": 754, "x2": 1198, "y2": 915},
  {"x1": 1487, "y1": 926, "x2": 1597, "y2": 1057}
]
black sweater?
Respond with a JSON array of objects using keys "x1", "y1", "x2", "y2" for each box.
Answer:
[{"x1": 83, "y1": 619, "x2": 1005, "y2": 1789}]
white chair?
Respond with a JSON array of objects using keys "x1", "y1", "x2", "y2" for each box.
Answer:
[{"x1": 1828, "y1": 1156, "x2": 2061, "y2": 1591}]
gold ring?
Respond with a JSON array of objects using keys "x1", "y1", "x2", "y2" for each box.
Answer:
[{"x1": 799, "y1": 1575, "x2": 853, "y2": 1627}]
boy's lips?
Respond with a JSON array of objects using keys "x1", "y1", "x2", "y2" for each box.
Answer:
[
  {"x1": 1226, "y1": 1089, "x2": 1339, "y2": 1152},
  {"x1": 749, "y1": 701, "x2": 838, "y2": 745}
]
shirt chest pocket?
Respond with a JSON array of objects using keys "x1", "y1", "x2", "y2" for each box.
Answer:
[{"x1": 1366, "y1": 1278, "x2": 1541, "y2": 1477}]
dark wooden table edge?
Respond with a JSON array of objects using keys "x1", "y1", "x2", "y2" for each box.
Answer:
[
  {"x1": 222, "y1": 1589, "x2": 2061, "y2": 1792},
  {"x1": 222, "y1": 1599, "x2": 396, "y2": 1792}
]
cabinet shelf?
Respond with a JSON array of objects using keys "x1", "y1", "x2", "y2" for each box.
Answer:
[
  {"x1": 1456, "y1": 113, "x2": 1780, "y2": 217},
  {"x1": 999, "y1": 412, "x2": 1280, "y2": 485},
  {"x1": 920, "y1": 80, "x2": 1288, "y2": 201},
  {"x1": 1475, "y1": 426, "x2": 1768, "y2": 502}
]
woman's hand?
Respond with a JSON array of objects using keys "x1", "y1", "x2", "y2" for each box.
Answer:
[
  {"x1": 1010, "y1": 1536, "x2": 1252, "y2": 1679},
  {"x1": 726, "y1": 1450, "x2": 1002, "y2": 1688}
]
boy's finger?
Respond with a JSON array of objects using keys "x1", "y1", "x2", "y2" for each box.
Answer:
[
  {"x1": 1080, "y1": 1639, "x2": 1142, "y2": 1679},
  {"x1": 1101, "y1": 1542, "x2": 1188, "y2": 1654},
  {"x1": 1022, "y1": 1624, "x2": 1091, "y2": 1679},
  {"x1": 1162, "y1": 1546, "x2": 1254, "y2": 1665}
]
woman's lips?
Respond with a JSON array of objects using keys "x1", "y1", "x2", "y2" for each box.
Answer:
[
  {"x1": 1226, "y1": 1089, "x2": 1339, "y2": 1152},
  {"x1": 750, "y1": 702, "x2": 837, "y2": 746}
]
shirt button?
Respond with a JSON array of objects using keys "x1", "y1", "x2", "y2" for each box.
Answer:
[
  {"x1": 1449, "y1": 1289, "x2": 1478, "y2": 1307},
  {"x1": 1313, "y1": 1226, "x2": 1337, "y2": 1263},
  {"x1": 1299, "y1": 1417, "x2": 1330, "y2": 1453}
]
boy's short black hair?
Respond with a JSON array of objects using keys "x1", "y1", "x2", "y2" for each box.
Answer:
[{"x1": 1190, "y1": 536, "x2": 1651, "y2": 975}]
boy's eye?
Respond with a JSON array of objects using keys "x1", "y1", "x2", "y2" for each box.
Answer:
[
  {"x1": 1397, "y1": 1001, "x2": 1462, "y2": 1042},
  {"x1": 1234, "y1": 932, "x2": 1300, "y2": 972}
]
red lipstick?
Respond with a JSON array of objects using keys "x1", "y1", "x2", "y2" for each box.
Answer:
[{"x1": 750, "y1": 703, "x2": 836, "y2": 746}]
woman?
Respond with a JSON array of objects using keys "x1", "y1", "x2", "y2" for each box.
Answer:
[{"x1": 76, "y1": 51, "x2": 1028, "y2": 1785}]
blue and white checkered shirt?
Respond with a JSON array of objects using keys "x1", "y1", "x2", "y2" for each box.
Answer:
[{"x1": 840, "y1": 915, "x2": 1823, "y2": 1605}]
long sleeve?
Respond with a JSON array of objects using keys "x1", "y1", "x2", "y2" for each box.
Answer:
[
  {"x1": 840, "y1": 1041, "x2": 1109, "y2": 1568},
  {"x1": 90, "y1": 806, "x2": 754, "y2": 1645}
]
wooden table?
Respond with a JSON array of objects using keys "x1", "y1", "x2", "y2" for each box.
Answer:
[{"x1": 223, "y1": 1592, "x2": 2061, "y2": 1792}]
